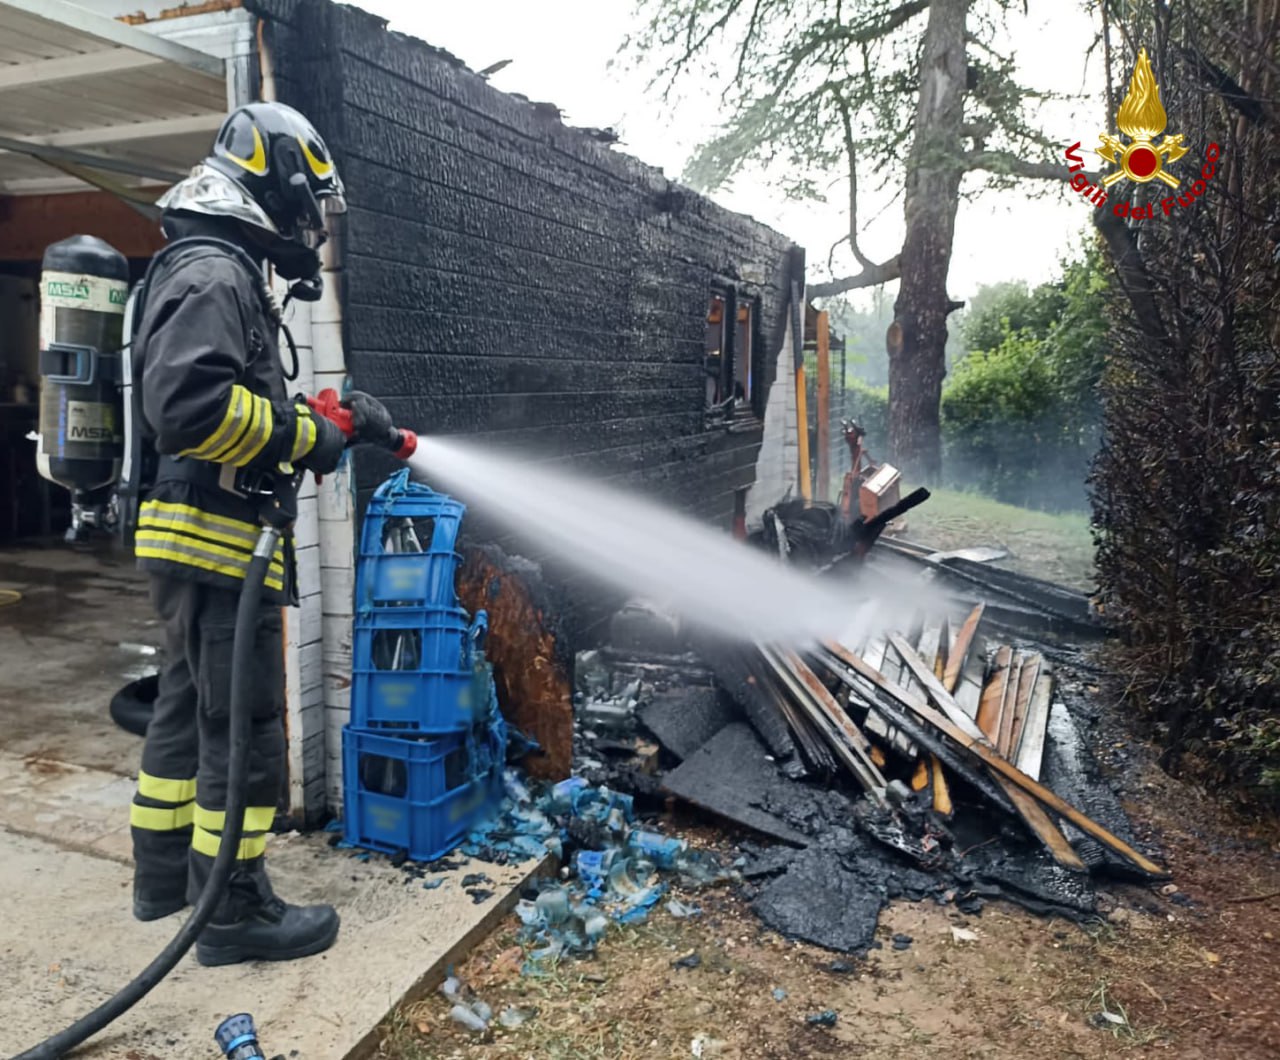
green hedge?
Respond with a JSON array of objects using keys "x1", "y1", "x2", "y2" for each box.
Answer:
[{"x1": 941, "y1": 331, "x2": 1095, "y2": 510}]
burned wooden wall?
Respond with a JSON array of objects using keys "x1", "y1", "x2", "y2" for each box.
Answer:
[{"x1": 249, "y1": 0, "x2": 800, "y2": 530}]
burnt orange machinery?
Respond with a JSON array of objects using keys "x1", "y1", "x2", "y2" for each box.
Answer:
[{"x1": 837, "y1": 419, "x2": 901, "y2": 523}]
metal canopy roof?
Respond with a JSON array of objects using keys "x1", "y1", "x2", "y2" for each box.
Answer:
[{"x1": 0, "y1": 0, "x2": 229, "y2": 196}]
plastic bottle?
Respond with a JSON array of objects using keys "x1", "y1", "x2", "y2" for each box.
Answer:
[
  {"x1": 626, "y1": 829, "x2": 688, "y2": 869},
  {"x1": 449, "y1": 1004, "x2": 488, "y2": 1032},
  {"x1": 574, "y1": 848, "x2": 616, "y2": 889},
  {"x1": 534, "y1": 886, "x2": 571, "y2": 924},
  {"x1": 545, "y1": 776, "x2": 588, "y2": 814}
]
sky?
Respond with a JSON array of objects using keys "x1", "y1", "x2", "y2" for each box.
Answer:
[{"x1": 346, "y1": 0, "x2": 1105, "y2": 303}]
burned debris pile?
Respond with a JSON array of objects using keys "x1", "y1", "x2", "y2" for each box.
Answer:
[{"x1": 572, "y1": 588, "x2": 1166, "y2": 954}]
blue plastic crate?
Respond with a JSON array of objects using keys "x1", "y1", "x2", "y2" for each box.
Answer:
[
  {"x1": 342, "y1": 726, "x2": 472, "y2": 803},
  {"x1": 341, "y1": 722, "x2": 507, "y2": 862},
  {"x1": 350, "y1": 610, "x2": 490, "y2": 733},
  {"x1": 344, "y1": 772, "x2": 496, "y2": 863},
  {"x1": 357, "y1": 469, "x2": 466, "y2": 612},
  {"x1": 350, "y1": 667, "x2": 481, "y2": 733}
]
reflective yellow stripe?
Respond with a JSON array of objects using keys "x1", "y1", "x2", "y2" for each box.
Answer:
[
  {"x1": 135, "y1": 529, "x2": 283, "y2": 571},
  {"x1": 206, "y1": 388, "x2": 258, "y2": 463},
  {"x1": 290, "y1": 407, "x2": 317, "y2": 462},
  {"x1": 140, "y1": 500, "x2": 262, "y2": 541},
  {"x1": 137, "y1": 771, "x2": 197, "y2": 803},
  {"x1": 139, "y1": 511, "x2": 259, "y2": 552},
  {"x1": 181, "y1": 386, "x2": 248, "y2": 460},
  {"x1": 231, "y1": 395, "x2": 275, "y2": 467},
  {"x1": 137, "y1": 539, "x2": 285, "y2": 592},
  {"x1": 194, "y1": 805, "x2": 277, "y2": 833},
  {"x1": 130, "y1": 802, "x2": 195, "y2": 831},
  {"x1": 192, "y1": 825, "x2": 267, "y2": 860}
]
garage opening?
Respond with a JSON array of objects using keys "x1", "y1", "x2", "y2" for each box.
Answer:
[
  {"x1": 0, "y1": 0, "x2": 236, "y2": 543},
  {"x1": 0, "y1": 193, "x2": 164, "y2": 542}
]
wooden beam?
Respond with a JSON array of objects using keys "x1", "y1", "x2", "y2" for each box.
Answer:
[
  {"x1": 976, "y1": 644, "x2": 1012, "y2": 742},
  {"x1": 815, "y1": 310, "x2": 831, "y2": 502},
  {"x1": 794, "y1": 345, "x2": 811, "y2": 503},
  {"x1": 1014, "y1": 673, "x2": 1054, "y2": 781},
  {"x1": 762, "y1": 645, "x2": 887, "y2": 802},
  {"x1": 840, "y1": 638, "x2": 1166, "y2": 877},
  {"x1": 0, "y1": 48, "x2": 165, "y2": 92},
  {"x1": 943, "y1": 603, "x2": 985, "y2": 694}
]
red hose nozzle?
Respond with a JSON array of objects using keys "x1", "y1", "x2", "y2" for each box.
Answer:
[
  {"x1": 394, "y1": 429, "x2": 417, "y2": 461},
  {"x1": 308, "y1": 388, "x2": 417, "y2": 462}
]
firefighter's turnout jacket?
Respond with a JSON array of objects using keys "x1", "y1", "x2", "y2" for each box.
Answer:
[{"x1": 133, "y1": 234, "x2": 322, "y2": 604}]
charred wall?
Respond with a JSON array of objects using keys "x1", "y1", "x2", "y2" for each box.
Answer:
[{"x1": 249, "y1": 0, "x2": 800, "y2": 532}]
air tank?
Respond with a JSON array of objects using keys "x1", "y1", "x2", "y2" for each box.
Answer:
[{"x1": 35, "y1": 235, "x2": 129, "y2": 498}]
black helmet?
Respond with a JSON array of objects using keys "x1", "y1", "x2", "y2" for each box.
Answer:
[{"x1": 206, "y1": 102, "x2": 346, "y2": 244}]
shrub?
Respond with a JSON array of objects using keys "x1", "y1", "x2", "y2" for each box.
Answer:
[
  {"x1": 941, "y1": 330, "x2": 1093, "y2": 509},
  {"x1": 1090, "y1": 8, "x2": 1280, "y2": 806}
]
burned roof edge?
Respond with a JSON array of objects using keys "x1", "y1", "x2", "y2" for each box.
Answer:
[{"x1": 242, "y1": 0, "x2": 800, "y2": 249}]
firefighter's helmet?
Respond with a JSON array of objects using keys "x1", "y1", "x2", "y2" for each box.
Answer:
[{"x1": 206, "y1": 102, "x2": 346, "y2": 243}]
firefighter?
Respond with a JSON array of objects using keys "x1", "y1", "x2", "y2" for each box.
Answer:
[{"x1": 128, "y1": 102, "x2": 395, "y2": 966}]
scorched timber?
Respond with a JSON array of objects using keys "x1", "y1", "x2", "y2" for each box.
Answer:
[
  {"x1": 826, "y1": 639, "x2": 1166, "y2": 879},
  {"x1": 759, "y1": 645, "x2": 887, "y2": 804}
]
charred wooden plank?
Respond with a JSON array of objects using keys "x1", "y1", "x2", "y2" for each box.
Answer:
[
  {"x1": 1009, "y1": 653, "x2": 1042, "y2": 757},
  {"x1": 998, "y1": 652, "x2": 1027, "y2": 757},
  {"x1": 944, "y1": 603, "x2": 985, "y2": 694},
  {"x1": 930, "y1": 754, "x2": 954, "y2": 816},
  {"x1": 1014, "y1": 672, "x2": 1054, "y2": 781},
  {"x1": 845, "y1": 638, "x2": 1165, "y2": 878},
  {"x1": 886, "y1": 636, "x2": 1085, "y2": 871},
  {"x1": 976, "y1": 645, "x2": 1013, "y2": 744},
  {"x1": 810, "y1": 653, "x2": 1017, "y2": 814},
  {"x1": 761, "y1": 646, "x2": 887, "y2": 802}
]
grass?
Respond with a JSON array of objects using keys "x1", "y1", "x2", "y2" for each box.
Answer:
[
  {"x1": 895, "y1": 485, "x2": 1097, "y2": 591},
  {"x1": 1085, "y1": 979, "x2": 1163, "y2": 1046}
]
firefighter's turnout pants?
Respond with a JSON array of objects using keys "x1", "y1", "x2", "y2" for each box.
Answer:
[{"x1": 131, "y1": 573, "x2": 285, "y2": 900}]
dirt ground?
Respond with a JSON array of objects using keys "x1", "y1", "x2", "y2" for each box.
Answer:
[
  {"x1": 375, "y1": 735, "x2": 1280, "y2": 1060},
  {"x1": 371, "y1": 498, "x2": 1274, "y2": 1060}
]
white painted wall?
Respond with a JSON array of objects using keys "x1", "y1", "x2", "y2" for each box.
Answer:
[
  {"x1": 745, "y1": 299, "x2": 800, "y2": 529},
  {"x1": 255, "y1": 34, "x2": 357, "y2": 821}
]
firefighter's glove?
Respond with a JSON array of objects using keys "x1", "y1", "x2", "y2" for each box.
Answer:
[
  {"x1": 341, "y1": 391, "x2": 398, "y2": 451},
  {"x1": 298, "y1": 412, "x2": 346, "y2": 475}
]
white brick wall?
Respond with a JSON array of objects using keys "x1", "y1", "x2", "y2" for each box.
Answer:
[
  {"x1": 258, "y1": 39, "x2": 357, "y2": 822},
  {"x1": 274, "y1": 239, "x2": 355, "y2": 822}
]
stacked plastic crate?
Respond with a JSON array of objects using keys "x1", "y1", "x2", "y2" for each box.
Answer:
[{"x1": 342, "y1": 469, "x2": 506, "y2": 862}]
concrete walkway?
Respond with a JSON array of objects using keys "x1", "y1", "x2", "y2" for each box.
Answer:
[{"x1": 0, "y1": 544, "x2": 541, "y2": 1059}]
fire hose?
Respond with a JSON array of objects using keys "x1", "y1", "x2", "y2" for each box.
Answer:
[{"x1": 10, "y1": 396, "x2": 417, "y2": 1060}]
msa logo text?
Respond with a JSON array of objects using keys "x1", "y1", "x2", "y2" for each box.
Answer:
[
  {"x1": 47, "y1": 280, "x2": 89, "y2": 299},
  {"x1": 68, "y1": 424, "x2": 114, "y2": 441}
]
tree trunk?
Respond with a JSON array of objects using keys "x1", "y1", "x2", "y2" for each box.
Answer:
[{"x1": 888, "y1": 0, "x2": 970, "y2": 481}]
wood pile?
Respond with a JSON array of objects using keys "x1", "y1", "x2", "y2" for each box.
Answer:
[{"x1": 735, "y1": 603, "x2": 1165, "y2": 879}]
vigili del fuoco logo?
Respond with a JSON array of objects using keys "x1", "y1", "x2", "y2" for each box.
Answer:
[{"x1": 1064, "y1": 48, "x2": 1221, "y2": 220}]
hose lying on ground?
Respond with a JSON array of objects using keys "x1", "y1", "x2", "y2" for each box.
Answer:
[{"x1": 10, "y1": 525, "x2": 281, "y2": 1060}]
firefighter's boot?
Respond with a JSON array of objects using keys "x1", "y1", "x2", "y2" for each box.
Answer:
[{"x1": 189, "y1": 852, "x2": 340, "y2": 967}]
